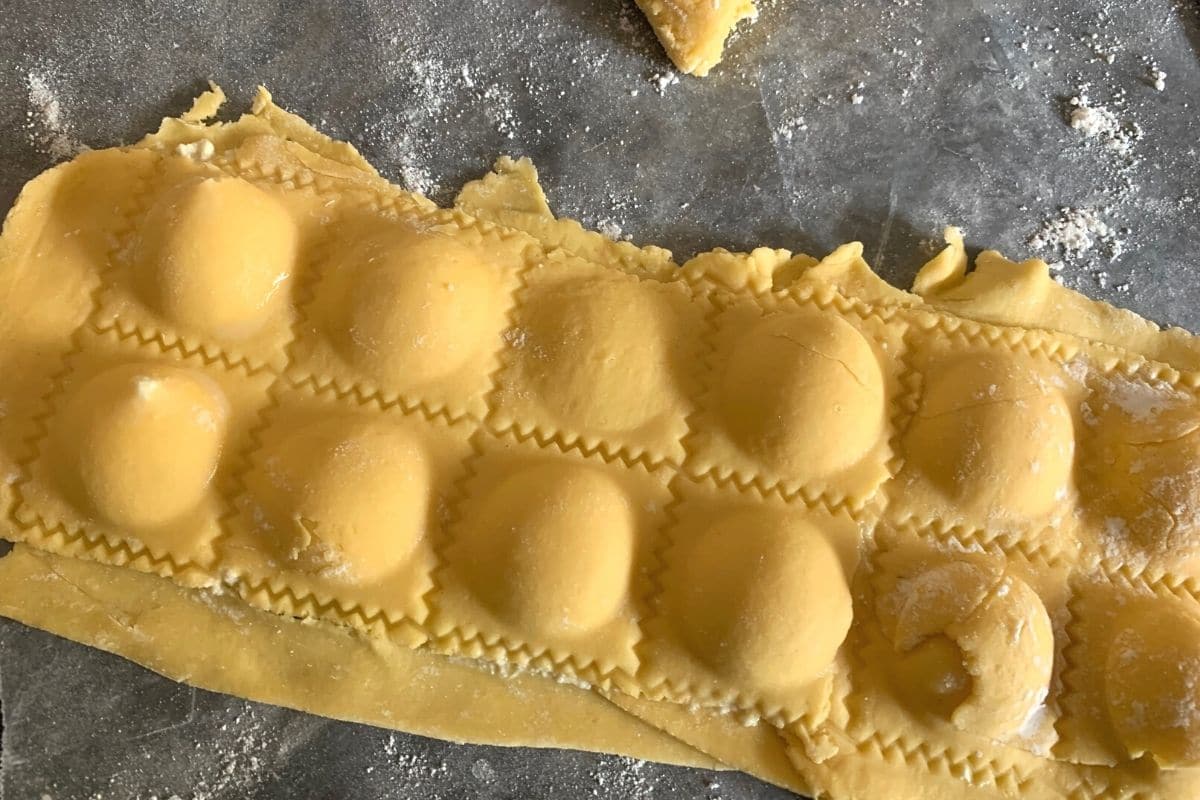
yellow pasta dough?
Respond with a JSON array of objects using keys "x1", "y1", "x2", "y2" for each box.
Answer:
[
  {"x1": 3, "y1": 87, "x2": 1200, "y2": 800},
  {"x1": 635, "y1": 0, "x2": 757, "y2": 76},
  {"x1": 0, "y1": 545, "x2": 720, "y2": 768}
]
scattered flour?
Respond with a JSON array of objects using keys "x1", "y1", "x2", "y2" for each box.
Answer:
[
  {"x1": 650, "y1": 70, "x2": 679, "y2": 94},
  {"x1": 69, "y1": 705, "x2": 281, "y2": 800},
  {"x1": 184, "y1": 709, "x2": 274, "y2": 800},
  {"x1": 380, "y1": 735, "x2": 451, "y2": 798},
  {"x1": 25, "y1": 69, "x2": 88, "y2": 161},
  {"x1": 773, "y1": 114, "x2": 808, "y2": 141},
  {"x1": 596, "y1": 219, "x2": 627, "y2": 240},
  {"x1": 175, "y1": 139, "x2": 215, "y2": 161},
  {"x1": 993, "y1": 9, "x2": 1188, "y2": 289},
  {"x1": 1068, "y1": 102, "x2": 1118, "y2": 138},
  {"x1": 1146, "y1": 65, "x2": 1166, "y2": 91},
  {"x1": 1029, "y1": 207, "x2": 1122, "y2": 260},
  {"x1": 359, "y1": 41, "x2": 522, "y2": 196},
  {"x1": 590, "y1": 755, "x2": 652, "y2": 799},
  {"x1": 470, "y1": 757, "x2": 497, "y2": 783},
  {"x1": 502, "y1": 326, "x2": 529, "y2": 349},
  {"x1": 1066, "y1": 91, "x2": 1141, "y2": 156},
  {"x1": 1082, "y1": 30, "x2": 1120, "y2": 64},
  {"x1": 1038, "y1": 39, "x2": 1162, "y2": 280}
]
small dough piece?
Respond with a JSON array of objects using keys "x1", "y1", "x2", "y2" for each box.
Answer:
[{"x1": 635, "y1": 0, "x2": 757, "y2": 76}]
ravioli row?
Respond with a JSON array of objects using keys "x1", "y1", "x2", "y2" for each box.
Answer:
[{"x1": 3, "y1": 119, "x2": 1200, "y2": 798}]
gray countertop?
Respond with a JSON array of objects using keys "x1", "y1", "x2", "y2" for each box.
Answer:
[{"x1": 1, "y1": 1, "x2": 1197, "y2": 798}]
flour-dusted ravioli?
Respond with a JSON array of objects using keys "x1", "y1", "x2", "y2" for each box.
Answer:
[{"x1": 3, "y1": 87, "x2": 1200, "y2": 800}]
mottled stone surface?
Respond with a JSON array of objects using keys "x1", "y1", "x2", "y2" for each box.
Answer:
[{"x1": 0, "y1": 1, "x2": 1197, "y2": 797}]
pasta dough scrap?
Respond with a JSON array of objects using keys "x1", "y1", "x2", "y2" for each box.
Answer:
[
  {"x1": 635, "y1": 0, "x2": 757, "y2": 76},
  {"x1": 3, "y1": 87, "x2": 1200, "y2": 800},
  {"x1": 0, "y1": 545, "x2": 720, "y2": 768}
]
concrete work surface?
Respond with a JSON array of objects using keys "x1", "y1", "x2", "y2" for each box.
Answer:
[{"x1": 0, "y1": 1, "x2": 1198, "y2": 797}]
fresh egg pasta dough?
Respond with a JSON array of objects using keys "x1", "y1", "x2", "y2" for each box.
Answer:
[
  {"x1": 635, "y1": 0, "x2": 757, "y2": 76},
  {"x1": 2, "y1": 86, "x2": 1200, "y2": 800}
]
